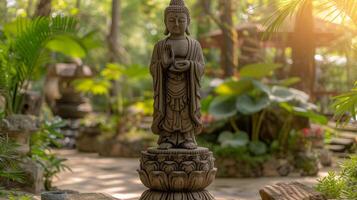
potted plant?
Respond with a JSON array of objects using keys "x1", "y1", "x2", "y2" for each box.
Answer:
[{"x1": 199, "y1": 63, "x2": 328, "y2": 177}]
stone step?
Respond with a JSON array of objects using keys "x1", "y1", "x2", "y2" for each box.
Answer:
[
  {"x1": 328, "y1": 121, "x2": 357, "y2": 132},
  {"x1": 338, "y1": 131, "x2": 357, "y2": 142},
  {"x1": 332, "y1": 152, "x2": 350, "y2": 158},
  {"x1": 326, "y1": 144, "x2": 346, "y2": 152},
  {"x1": 328, "y1": 138, "x2": 355, "y2": 148}
]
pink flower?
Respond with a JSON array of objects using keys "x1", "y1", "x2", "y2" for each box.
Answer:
[{"x1": 302, "y1": 128, "x2": 310, "y2": 137}]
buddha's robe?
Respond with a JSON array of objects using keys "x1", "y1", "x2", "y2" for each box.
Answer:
[{"x1": 150, "y1": 37, "x2": 204, "y2": 146}]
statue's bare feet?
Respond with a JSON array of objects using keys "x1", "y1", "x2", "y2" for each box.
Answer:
[
  {"x1": 181, "y1": 141, "x2": 197, "y2": 149},
  {"x1": 158, "y1": 142, "x2": 173, "y2": 150}
]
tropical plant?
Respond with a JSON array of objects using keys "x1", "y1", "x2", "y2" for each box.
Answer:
[
  {"x1": 30, "y1": 117, "x2": 70, "y2": 190},
  {"x1": 74, "y1": 63, "x2": 151, "y2": 114},
  {"x1": 265, "y1": 0, "x2": 357, "y2": 119},
  {"x1": 0, "y1": 16, "x2": 84, "y2": 116},
  {"x1": 0, "y1": 137, "x2": 25, "y2": 185},
  {"x1": 331, "y1": 82, "x2": 357, "y2": 125},
  {"x1": 206, "y1": 63, "x2": 327, "y2": 154},
  {"x1": 316, "y1": 155, "x2": 357, "y2": 199},
  {"x1": 265, "y1": 0, "x2": 357, "y2": 34}
]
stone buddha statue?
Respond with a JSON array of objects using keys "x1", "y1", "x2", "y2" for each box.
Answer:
[{"x1": 150, "y1": 0, "x2": 205, "y2": 150}]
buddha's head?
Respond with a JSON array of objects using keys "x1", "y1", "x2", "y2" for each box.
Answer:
[{"x1": 164, "y1": 0, "x2": 190, "y2": 36}]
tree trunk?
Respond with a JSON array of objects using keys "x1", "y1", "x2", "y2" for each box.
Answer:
[
  {"x1": 26, "y1": 0, "x2": 33, "y2": 17},
  {"x1": 218, "y1": 0, "x2": 238, "y2": 77},
  {"x1": 291, "y1": 0, "x2": 315, "y2": 96},
  {"x1": 0, "y1": 1, "x2": 7, "y2": 23},
  {"x1": 107, "y1": 0, "x2": 121, "y2": 63},
  {"x1": 76, "y1": 0, "x2": 81, "y2": 9},
  {"x1": 196, "y1": 0, "x2": 212, "y2": 37},
  {"x1": 34, "y1": 0, "x2": 52, "y2": 17}
]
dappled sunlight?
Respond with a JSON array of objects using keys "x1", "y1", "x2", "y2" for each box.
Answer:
[{"x1": 53, "y1": 150, "x2": 341, "y2": 200}]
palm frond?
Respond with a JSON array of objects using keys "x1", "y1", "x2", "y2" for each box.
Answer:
[
  {"x1": 331, "y1": 86, "x2": 357, "y2": 125},
  {"x1": 263, "y1": 0, "x2": 307, "y2": 38},
  {"x1": 331, "y1": 0, "x2": 357, "y2": 25},
  {"x1": 264, "y1": 0, "x2": 357, "y2": 38},
  {"x1": 3, "y1": 16, "x2": 79, "y2": 114}
]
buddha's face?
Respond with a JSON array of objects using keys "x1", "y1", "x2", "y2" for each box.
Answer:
[{"x1": 165, "y1": 12, "x2": 188, "y2": 36}]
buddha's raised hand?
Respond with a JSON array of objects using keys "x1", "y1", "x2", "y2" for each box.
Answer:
[{"x1": 163, "y1": 44, "x2": 174, "y2": 68}]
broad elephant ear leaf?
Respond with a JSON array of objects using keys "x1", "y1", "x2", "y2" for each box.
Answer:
[
  {"x1": 236, "y1": 94, "x2": 270, "y2": 115},
  {"x1": 218, "y1": 131, "x2": 249, "y2": 148},
  {"x1": 269, "y1": 86, "x2": 295, "y2": 102},
  {"x1": 46, "y1": 35, "x2": 87, "y2": 58},
  {"x1": 248, "y1": 141, "x2": 267, "y2": 156},
  {"x1": 214, "y1": 78, "x2": 253, "y2": 95},
  {"x1": 240, "y1": 63, "x2": 282, "y2": 79},
  {"x1": 209, "y1": 95, "x2": 237, "y2": 119}
]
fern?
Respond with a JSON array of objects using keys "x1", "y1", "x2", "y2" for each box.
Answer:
[{"x1": 0, "y1": 16, "x2": 79, "y2": 115}]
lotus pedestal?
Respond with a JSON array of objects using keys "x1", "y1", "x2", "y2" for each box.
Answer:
[{"x1": 138, "y1": 147, "x2": 217, "y2": 200}]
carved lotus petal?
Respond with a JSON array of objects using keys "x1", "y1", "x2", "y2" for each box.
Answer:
[
  {"x1": 149, "y1": 171, "x2": 169, "y2": 191},
  {"x1": 169, "y1": 171, "x2": 188, "y2": 191},
  {"x1": 202, "y1": 168, "x2": 217, "y2": 188},
  {"x1": 188, "y1": 171, "x2": 206, "y2": 191},
  {"x1": 144, "y1": 161, "x2": 159, "y2": 172},
  {"x1": 137, "y1": 169, "x2": 151, "y2": 189},
  {"x1": 161, "y1": 161, "x2": 178, "y2": 174},
  {"x1": 180, "y1": 161, "x2": 196, "y2": 174},
  {"x1": 157, "y1": 154, "x2": 166, "y2": 162},
  {"x1": 199, "y1": 160, "x2": 210, "y2": 171}
]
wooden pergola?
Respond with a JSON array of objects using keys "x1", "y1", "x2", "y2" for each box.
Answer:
[
  {"x1": 199, "y1": 18, "x2": 347, "y2": 98},
  {"x1": 199, "y1": 18, "x2": 345, "y2": 50}
]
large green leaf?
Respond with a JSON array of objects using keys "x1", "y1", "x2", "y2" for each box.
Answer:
[
  {"x1": 269, "y1": 86, "x2": 295, "y2": 102},
  {"x1": 252, "y1": 80, "x2": 271, "y2": 95},
  {"x1": 236, "y1": 94, "x2": 270, "y2": 115},
  {"x1": 279, "y1": 102, "x2": 328, "y2": 125},
  {"x1": 201, "y1": 95, "x2": 214, "y2": 113},
  {"x1": 248, "y1": 141, "x2": 268, "y2": 156},
  {"x1": 80, "y1": 30, "x2": 101, "y2": 50},
  {"x1": 214, "y1": 78, "x2": 253, "y2": 95},
  {"x1": 240, "y1": 63, "x2": 282, "y2": 79},
  {"x1": 46, "y1": 35, "x2": 86, "y2": 58},
  {"x1": 293, "y1": 107, "x2": 328, "y2": 125},
  {"x1": 277, "y1": 77, "x2": 301, "y2": 87},
  {"x1": 209, "y1": 95, "x2": 237, "y2": 119},
  {"x1": 218, "y1": 131, "x2": 249, "y2": 148}
]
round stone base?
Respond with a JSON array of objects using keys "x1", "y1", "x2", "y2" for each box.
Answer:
[
  {"x1": 139, "y1": 190, "x2": 215, "y2": 200},
  {"x1": 138, "y1": 147, "x2": 217, "y2": 192}
]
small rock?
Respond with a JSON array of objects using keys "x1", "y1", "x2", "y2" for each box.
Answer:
[
  {"x1": 318, "y1": 149, "x2": 332, "y2": 167},
  {"x1": 260, "y1": 182, "x2": 327, "y2": 200}
]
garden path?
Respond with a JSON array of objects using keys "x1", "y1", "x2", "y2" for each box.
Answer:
[{"x1": 53, "y1": 150, "x2": 339, "y2": 200}]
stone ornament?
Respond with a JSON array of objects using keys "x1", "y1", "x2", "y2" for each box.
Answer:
[
  {"x1": 150, "y1": 0, "x2": 204, "y2": 150},
  {"x1": 138, "y1": 148, "x2": 216, "y2": 191},
  {"x1": 138, "y1": 0, "x2": 216, "y2": 199}
]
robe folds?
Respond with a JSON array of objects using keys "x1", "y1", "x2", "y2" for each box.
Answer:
[{"x1": 150, "y1": 36, "x2": 205, "y2": 137}]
